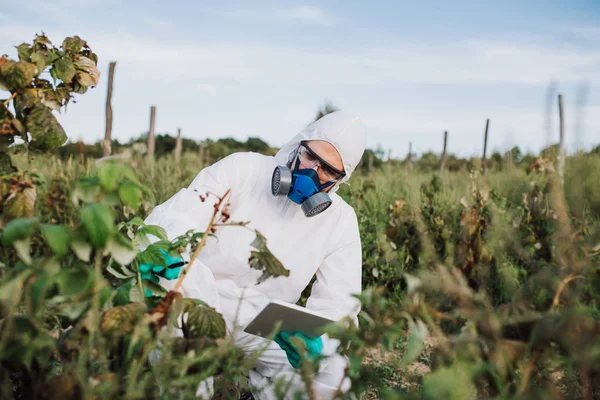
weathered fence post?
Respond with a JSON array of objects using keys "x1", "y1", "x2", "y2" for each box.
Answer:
[
  {"x1": 558, "y1": 94, "x2": 565, "y2": 181},
  {"x1": 482, "y1": 119, "x2": 490, "y2": 175},
  {"x1": 387, "y1": 149, "x2": 392, "y2": 176},
  {"x1": 368, "y1": 153, "x2": 374, "y2": 174},
  {"x1": 103, "y1": 61, "x2": 116, "y2": 157},
  {"x1": 175, "y1": 127, "x2": 182, "y2": 163},
  {"x1": 147, "y1": 106, "x2": 156, "y2": 161},
  {"x1": 407, "y1": 142, "x2": 413, "y2": 169},
  {"x1": 439, "y1": 131, "x2": 448, "y2": 172}
]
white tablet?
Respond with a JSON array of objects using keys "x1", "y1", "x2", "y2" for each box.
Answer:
[{"x1": 243, "y1": 299, "x2": 335, "y2": 340}]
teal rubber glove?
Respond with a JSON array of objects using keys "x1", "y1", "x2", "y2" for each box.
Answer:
[
  {"x1": 139, "y1": 249, "x2": 185, "y2": 297},
  {"x1": 274, "y1": 331, "x2": 323, "y2": 368}
]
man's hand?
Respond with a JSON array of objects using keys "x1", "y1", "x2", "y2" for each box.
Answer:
[
  {"x1": 139, "y1": 249, "x2": 185, "y2": 297},
  {"x1": 274, "y1": 331, "x2": 323, "y2": 368}
]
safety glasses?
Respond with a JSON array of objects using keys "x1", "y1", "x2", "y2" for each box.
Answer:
[{"x1": 297, "y1": 141, "x2": 346, "y2": 182}]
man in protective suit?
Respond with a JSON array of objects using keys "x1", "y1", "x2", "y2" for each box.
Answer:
[{"x1": 144, "y1": 111, "x2": 367, "y2": 399}]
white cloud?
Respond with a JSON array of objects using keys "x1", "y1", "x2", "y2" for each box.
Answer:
[{"x1": 233, "y1": 6, "x2": 337, "y2": 26}]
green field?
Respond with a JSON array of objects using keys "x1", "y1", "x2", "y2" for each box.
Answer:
[{"x1": 1, "y1": 147, "x2": 599, "y2": 399}]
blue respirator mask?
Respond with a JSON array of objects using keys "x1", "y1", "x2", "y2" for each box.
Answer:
[{"x1": 271, "y1": 151, "x2": 336, "y2": 218}]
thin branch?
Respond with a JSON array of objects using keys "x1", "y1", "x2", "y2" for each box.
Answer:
[
  {"x1": 551, "y1": 274, "x2": 586, "y2": 310},
  {"x1": 3, "y1": 92, "x2": 17, "y2": 107},
  {"x1": 173, "y1": 189, "x2": 231, "y2": 293}
]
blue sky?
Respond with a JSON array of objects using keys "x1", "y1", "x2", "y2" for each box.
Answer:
[{"x1": 0, "y1": 0, "x2": 598, "y2": 157}]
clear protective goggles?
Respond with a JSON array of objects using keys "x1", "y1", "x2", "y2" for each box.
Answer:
[{"x1": 297, "y1": 141, "x2": 346, "y2": 182}]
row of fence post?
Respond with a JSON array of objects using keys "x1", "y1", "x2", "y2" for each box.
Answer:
[{"x1": 102, "y1": 61, "x2": 567, "y2": 178}]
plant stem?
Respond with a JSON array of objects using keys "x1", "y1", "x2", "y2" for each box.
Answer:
[
  {"x1": 137, "y1": 263, "x2": 145, "y2": 299},
  {"x1": 173, "y1": 189, "x2": 231, "y2": 293},
  {"x1": 2, "y1": 92, "x2": 17, "y2": 107}
]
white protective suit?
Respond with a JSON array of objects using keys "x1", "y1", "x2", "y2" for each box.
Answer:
[{"x1": 145, "y1": 111, "x2": 367, "y2": 399}]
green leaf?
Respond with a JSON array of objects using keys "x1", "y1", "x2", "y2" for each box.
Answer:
[
  {"x1": 138, "y1": 224, "x2": 168, "y2": 240},
  {"x1": 52, "y1": 57, "x2": 76, "y2": 83},
  {"x1": 422, "y1": 363, "x2": 475, "y2": 400},
  {"x1": 107, "y1": 261, "x2": 136, "y2": 280},
  {"x1": 118, "y1": 182, "x2": 142, "y2": 209},
  {"x1": 40, "y1": 224, "x2": 71, "y2": 258},
  {"x1": 29, "y1": 270, "x2": 51, "y2": 313},
  {"x1": 113, "y1": 278, "x2": 135, "y2": 306},
  {"x1": 31, "y1": 51, "x2": 47, "y2": 74},
  {"x1": 55, "y1": 267, "x2": 93, "y2": 298},
  {"x1": 62, "y1": 36, "x2": 85, "y2": 54},
  {"x1": 137, "y1": 245, "x2": 166, "y2": 267},
  {"x1": 71, "y1": 176, "x2": 101, "y2": 204},
  {"x1": 401, "y1": 317, "x2": 429, "y2": 366},
  {"x1": 71, "y1": 236, "x2": 92, "y2": 262},
  {"x1": 2, "y1": 217, "x2": 39, "y2": 246},
  {"x1": 25, "y1": 103, "x2": 67, "y2": 150},
  {"x1": 79, "y1": 203, "x2": 115, "y2": 248},
  {"x1": 106, "y1": 233, "x2": 137, "y2": 265},
  {"x1": 16, "y1": 43, "x2": 32, "y2": 62},
  {"x1": 248, "y1": 230, "x2": 290, "y2": 284},
  {"x1": 98, "y1": 162, "x2": 119, "y2": 191},
  {"x1": 13, "y1": 239, "x2": 32, "y2": 264},
  {"x1": 142, "y1": 279, "x2": 168, "y2": 297}
]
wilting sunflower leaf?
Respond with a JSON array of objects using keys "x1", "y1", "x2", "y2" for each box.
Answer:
[{"x1": 248, "y1": 230, "x2": 290, "y2": 284}]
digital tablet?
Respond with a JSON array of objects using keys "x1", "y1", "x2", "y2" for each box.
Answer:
[{"x1": 243, "y1": 299, "x2": 335, "y2": 340}]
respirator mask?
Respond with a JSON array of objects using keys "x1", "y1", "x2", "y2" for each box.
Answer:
[{"x1": 271, "y1": 142, "x2": 345, "y2": 218}]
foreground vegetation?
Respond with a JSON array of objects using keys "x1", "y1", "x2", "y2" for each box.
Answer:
[{"x1": 1, "y1": 146, "x2": 599, "y2": 399}]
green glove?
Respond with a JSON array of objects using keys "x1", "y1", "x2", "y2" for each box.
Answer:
[
  {"x1": 274, "y1": 331, "x2": 323, "y2": 368},
  {"x1": 139, "y1": 249, "x2": 185, "y2": 297}
]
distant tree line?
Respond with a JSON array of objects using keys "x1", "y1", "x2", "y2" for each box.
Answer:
[{"x1": 51, "y1": 131, "x2": 600, "y2": 175}]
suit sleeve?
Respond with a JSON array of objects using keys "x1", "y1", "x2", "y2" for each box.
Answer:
[{"x1": 305, "y1": 210, "x2": 362, "y2": 327}]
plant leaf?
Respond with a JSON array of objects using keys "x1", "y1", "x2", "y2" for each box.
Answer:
[
  {"x1": 3, "y1": 187, "x2": 37, "y2": 219},
  {"x1": 52, "y1": 57, "x2": 76, "y2": 83},
  {"x1": 118, "y1": 182, "x2": 141, "y2": 209},
  {"x1": 248, "y1": 230, "x2": 290, "y2": 284},
  {"x1": 79, "y1": 203, "x2": 115, "y2": 248},
  {"x1": 71, "y1": 236, "x2": 92, "y2": 262},
  {"x1": 137, "y1": 245, "x2": 167, "y2": 267},
  {"x1": 40, "y1": 224, "x2": 71, "y2": 258},
  {"x1": 181, "y1": 298, "x2": 226, "y2": 339},
  {"x1": 25, "y1": 103, "x2": 67, "y2": 150},
  {"x1": 106, "y1": 233, "x2": 137, "y2": 265},
  {"x1": 2, "y1": 217, "x2": 39, "y2": 246}
]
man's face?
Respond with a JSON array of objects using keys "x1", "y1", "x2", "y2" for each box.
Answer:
[{"x1": 297, "y1": 140, "x2": 344, "y2": 188}]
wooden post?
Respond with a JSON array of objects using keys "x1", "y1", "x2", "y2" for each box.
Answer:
[
  {"x1": 103, "y1": 61, "x2": 116, "y2": 157},
  {"x1": 199, "y1": 141, "x2": 205, "y2": 168},
  {"x1": 174, "y1": 127, "x2": 182, "y2": 163},
  {"x1": 439, "y1": 131, "x2": 448, "y2": 172},
  {"x1": 205, "y1": 146, "x2": 211, "y2": 166},
  {"x1": 368, "y1": 153, "x2": 374, "y2": 174},
  {"x1": 407, "y1": 142, "x2": 413, "y2": 169},
  {"x1": 558, "y1": 94, "x2": 565, "y2": 181},
  {"x1": 482, "y1": 119, "x2": 490, "y2": 175},
  {"x1": 147, "y1": 106, "x2": 156, "y2": 161},
  {"x1": 386, "y1": 149, "x2": 392, "y2": 175}
]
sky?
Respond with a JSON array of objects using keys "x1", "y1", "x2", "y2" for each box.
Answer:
[{"x1": 0, "y1": 0, "x2": 599, "y2": 158}]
